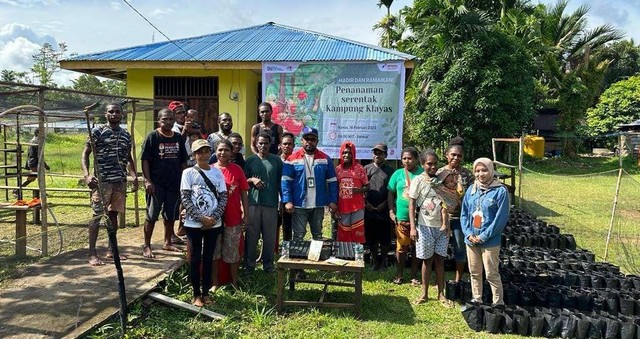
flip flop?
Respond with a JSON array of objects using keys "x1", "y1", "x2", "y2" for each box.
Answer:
[
  {"x1": 413, "y1": 298, "x2": 428, "y2": 305},
  {"x1": 410, "y1": 279, "x2": 421, "y2": 287},
  {"x1": 392, "y1": 276, "x2": 403, "y2": 285}
]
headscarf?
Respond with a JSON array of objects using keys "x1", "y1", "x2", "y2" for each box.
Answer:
[
  {"x1": 430, "y1": 169, "x2": 460, "y2": 210},
  {"x1": 471, "y1": 157, "x2": 502, "y2": 192},
  {"x1": 338, "y1": 141, "x2": 357, "y2": 167}
]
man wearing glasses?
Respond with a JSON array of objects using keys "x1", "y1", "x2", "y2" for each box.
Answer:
[
  {"x1": 364, "y1": 143, "x2": 395, "y2": 270},
  {"x1": 281, "y1": 127, "x2": 338, "y2": 243},
  {"x1": 82, "y1": 103, "x2": 138, "y2": 266}
]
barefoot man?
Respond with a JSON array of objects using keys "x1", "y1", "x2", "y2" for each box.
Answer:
[
  {"x1": 141, "y1": 108, "x2": 188, "y2": 258},
  {"x1": 82, "y1": 103, "x2": 138, "y2": 266}
]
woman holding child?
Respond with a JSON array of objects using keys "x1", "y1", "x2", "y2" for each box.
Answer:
[
  {"x1": 436, "y1": 137, "x2": 473, "y2": 282},
  {"x1": 409, "y1": 149, "x2": 460, "y2": 304}
]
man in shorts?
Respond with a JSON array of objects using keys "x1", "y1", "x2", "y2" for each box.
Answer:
[
  {"x1": 82, "y1": 103, "x2": 138, "y2": 266},
  {"x1": 141, "y1": 108, "x2": 188, "y2": 258}
]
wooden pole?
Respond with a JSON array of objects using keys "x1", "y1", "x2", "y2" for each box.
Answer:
[
  {"x1": 130, "y1": 101, "x2": 140, "y2": 228},
  {"x1": 38, "y1": 89, "x2": 48, "y2": 256},
  {"x1": 604, "y1": 168, "x2": 623, "y2": 261},
  {"x1": 604, "y1": 134, "x2": 625, "y2": 261},
  {"x1": 518, "y1": 136, "x2": 524, "y2": 207},
  {"x1": 492, "y1": 138, "x2": 497, "y2": 162}
]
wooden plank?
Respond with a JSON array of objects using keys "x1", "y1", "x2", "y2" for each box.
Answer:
[
  {"x1": 15, "y1": 209, "x2": 27, "y2": 257},
  {"x1": 294, "y1": 279, "x2": 355, "y2": 288},
  {"x1": 282, "y1": 301, "x2": 354, "y2": 309},
  {"x1": 318, "y1": 283, "x2": 329, "y2": 303},
  {"x1": 147, "y1": 292, "x2": 225, "y2": 320}
]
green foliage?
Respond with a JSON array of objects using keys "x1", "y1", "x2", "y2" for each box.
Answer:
[
  {"x1": 405, "y1": 30, "x2": 535, "y2": 158},
  {"x1": 586, "y1": 74, "x2": 640, "y2": 136},
  {"x1": 594, "y1": 40, "x2": 640, "y2": 90},
  {"x1": 31, "y1": 42, "x2": 67, "y2": 86}
]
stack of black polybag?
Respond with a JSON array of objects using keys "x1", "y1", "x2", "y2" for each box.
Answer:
[{"x1": 447, "y1": 208, "x2": 640, "y2": 338}]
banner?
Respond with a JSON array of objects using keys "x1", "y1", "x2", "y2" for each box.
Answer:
[{"x1": 262, "y1": 62, "x2": 405, "y2": 159}]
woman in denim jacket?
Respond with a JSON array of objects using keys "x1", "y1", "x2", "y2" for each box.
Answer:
[{"x1": 460, "y1": 158, "x2": 509, "y2": 305}]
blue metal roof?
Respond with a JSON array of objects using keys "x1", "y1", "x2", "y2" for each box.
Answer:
[{"x1": 66, "y1": 22, "x2": 416, "y2": 62}]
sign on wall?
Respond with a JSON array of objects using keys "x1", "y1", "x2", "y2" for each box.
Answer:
[{"x1": 262, "y1": 62, "x2": 405, "y2": 159}]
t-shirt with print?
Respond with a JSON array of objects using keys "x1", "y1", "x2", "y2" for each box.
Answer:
[
  {"x1": 408, "y1": 173, "x2": 443, "y2": 228},
  {"x1": 388, "y1": 166, "x2": 424, "y2": 222},
  {"x1": 214, "y1": 162, "x2": 249, "y2": 226},
  {"x1": 336, "y1": 162, "x2": 368, "y2": 214},
  {"x1": 180, "y1": 166, "x2": 227, "y2": 228},
  {"x1": 364, "y1": 162, "x2": 395, "y2": 219},
  {"x1": 436, "y1": 166, "x2": 473, "y2": 218},
  {"x1": 244, "y1": 154, "x2": 283, "y2": 208},
  {"x1": 88, "y1": 125, "x2": 132, "y2": 183},
  {"x1": 141, "y1": 130, "x2": 187, "y2": 190}
]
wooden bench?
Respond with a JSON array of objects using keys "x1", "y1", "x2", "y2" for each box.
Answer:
[
  {"x1": 0, "y1": 203, "x2": 36, "y2": 257},
  {"x1": 276, "y1": 257, "x2": 364, "y2": 316}
]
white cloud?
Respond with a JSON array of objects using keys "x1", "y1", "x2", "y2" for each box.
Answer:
[
  {"x1": 148, "y1": 8, "x2": 174, "y2": 19},
  {"x1": 0, "y1": 23, "x2": 56, "y2": 46},
  {"x1": 109, "y1": 1, "x2": 121, "y2": 10},
  {"x1": 0, "y1": 36, "x2": 41, "y2": 71},
  {"x1": 0, "y1": 0, "x2": 58, "y2": 7}
]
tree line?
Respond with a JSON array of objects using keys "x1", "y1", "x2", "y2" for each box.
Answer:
[{"x1": 375, "y1": 0, "x2": 640, "y2": 156}]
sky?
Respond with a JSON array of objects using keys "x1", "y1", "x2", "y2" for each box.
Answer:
[{"x1": 0, "y1": 0, "x2": 639, "y2": 85}]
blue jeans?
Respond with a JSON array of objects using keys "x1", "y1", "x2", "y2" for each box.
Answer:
[
  {"x1": 292, "y1": 207, "x2": 325, "y2": 241},
  {"x1": 185, "y1": 226, "x2": 222, "y2": 297},
  {"x1": 450, "y1": 218, "x2": 467, "y2": 263}
]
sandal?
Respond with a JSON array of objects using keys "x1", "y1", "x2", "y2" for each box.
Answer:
[
  {"x1": 413, "y1": 297, "x2": 428, "y2": 305},
  {"x1": 392, "y1": 276, "x2": 403, "y2": 285},
  {"x1": 410, "y1": 279, "x2": 421, "y2": 287}
]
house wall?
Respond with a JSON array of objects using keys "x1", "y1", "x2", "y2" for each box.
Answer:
[{"x1": 126, "y1": 68, "x2": 260, "y2": 157}]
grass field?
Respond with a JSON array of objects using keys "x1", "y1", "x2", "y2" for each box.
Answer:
[{"x1": 1, "y1": 132, "x2": 639, "y2": 338}]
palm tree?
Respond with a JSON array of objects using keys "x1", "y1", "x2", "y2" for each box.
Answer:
[
  {"x1": 403, "y1": 0, "x2": 492, "y2": 60},
  {"x1": 374, "y1": 0, "x2": 395, "y2": 48}
]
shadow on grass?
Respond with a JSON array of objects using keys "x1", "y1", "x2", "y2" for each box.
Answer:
[{"x1": 520, "y1": 197, "x2": 561, "y2": 217}]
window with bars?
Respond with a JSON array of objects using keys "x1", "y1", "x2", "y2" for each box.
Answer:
[{"x1": 154, "y1": 77, "x2": 218, "y2": 97}]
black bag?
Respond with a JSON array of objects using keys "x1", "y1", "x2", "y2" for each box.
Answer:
[
  {"x1": 484, "y1": 308, "x2": 503, "y2": 334},
  {"x1": 461, "y1": 303, "x2": 484, "y2": 332},
  {"x1": 561, "y1": 314, "x2": 578, "y2": 339},
  {"x1": 513, "y1": 311, "x2": 530, "y2": 336},
  {"x1": 544, "y1": 312, "x2": 564, "y2": 337},
  {"x1": 445, "y1": 280, "x2": 458, "y2": 301}
]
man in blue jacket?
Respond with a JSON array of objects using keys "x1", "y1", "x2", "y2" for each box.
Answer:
[{"x1": 282, "y1": 127, "x2": 338, "y2": 241}]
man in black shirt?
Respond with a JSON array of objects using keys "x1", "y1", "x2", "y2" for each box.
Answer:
[
  {"x1": 364, "y1": 143, "x2": 395, "y2": 270},
  {"x1": 141, "y1": 108, "x2": 188, "y2": 258}
]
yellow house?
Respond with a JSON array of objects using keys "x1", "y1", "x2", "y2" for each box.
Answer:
[{"x1": 60, "y1": 22, "x2": 416, "y2": 154}]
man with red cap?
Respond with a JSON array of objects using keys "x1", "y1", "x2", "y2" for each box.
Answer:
[{"x1": 334, "y1": 141, "x2": 369, "y2": 243}]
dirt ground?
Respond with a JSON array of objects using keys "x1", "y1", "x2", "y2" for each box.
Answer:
[{"x1": 0, "y1": 222, "x2": 185, "y2": 338}]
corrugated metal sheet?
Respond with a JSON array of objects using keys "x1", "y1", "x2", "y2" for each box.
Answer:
[{"x1": 66, "y1": 22, "x2": 415, "y2": 62}]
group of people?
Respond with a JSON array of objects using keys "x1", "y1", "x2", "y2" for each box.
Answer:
[{"x1": 82, "y1": 100, "x2": 510, "y2": 308}]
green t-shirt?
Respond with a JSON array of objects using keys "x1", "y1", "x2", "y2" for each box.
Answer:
[
  {"x1": 244, "y1": 154, "x2": 283, "y2": 208},
  {"x1": 388, "y1": 166, "x2": 424, "y2": 221}
]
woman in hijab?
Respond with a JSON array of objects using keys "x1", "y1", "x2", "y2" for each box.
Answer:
[{"x1": 460, "y1": 158, "x2": 509, "y2": 305}]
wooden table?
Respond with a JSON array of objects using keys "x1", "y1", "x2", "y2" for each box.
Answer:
[
  {"x1": 275, "y1": 257, "x2": 365, "y2": 316},
  {"x1": 0, "y1": 203, "x2": 32, "y2": 257}
]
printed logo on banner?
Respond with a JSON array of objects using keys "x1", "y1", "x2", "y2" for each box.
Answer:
[
  {"x1": 263, "y1": 63, "x2": 299, "y2": 73},
  {"x1": 378, "y1": 63, "x2": 401, "y2": 72}
]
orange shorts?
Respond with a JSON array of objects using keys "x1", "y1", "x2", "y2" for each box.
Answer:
[{"x1": 395, "y1": 220, "x2": 412, "y2": 253}]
